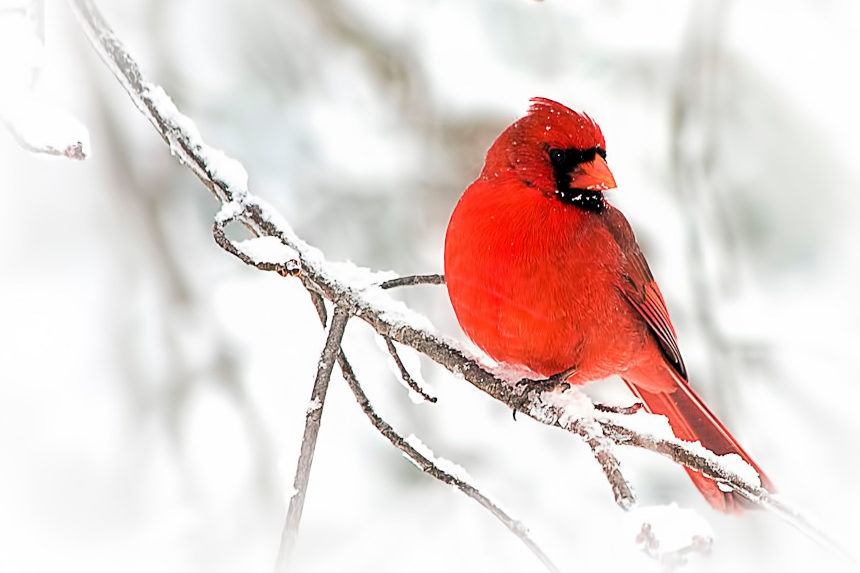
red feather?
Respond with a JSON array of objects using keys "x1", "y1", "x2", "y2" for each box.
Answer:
[{"x1": 444, "y1": 98, "x2": 773, "y2": 512}]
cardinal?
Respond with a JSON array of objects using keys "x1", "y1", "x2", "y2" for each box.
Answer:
[{"x1": 444, "y1": 97, "x2": 773, "y2": 513}]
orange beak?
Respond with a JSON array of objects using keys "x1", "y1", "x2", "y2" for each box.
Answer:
[{"x1": 570, "y1": 155, "x2": 617, "y2": 191}]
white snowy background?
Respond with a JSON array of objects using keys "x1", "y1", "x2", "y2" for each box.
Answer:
[{"x1": 1, "y1": 0, "x2": 859, "y2": 572}]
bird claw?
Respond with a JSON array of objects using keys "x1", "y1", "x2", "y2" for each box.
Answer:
[{"x1": 511, "y1": 374, "x2": 572, "y2": 421}]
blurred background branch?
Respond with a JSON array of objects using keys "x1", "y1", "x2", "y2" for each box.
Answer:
[
  {"x1": 670, "y1": 0, "x2": 762, "y2": 422},
  {"x1": 0, "y1": 0, "x2": 89, "y2": 158}
]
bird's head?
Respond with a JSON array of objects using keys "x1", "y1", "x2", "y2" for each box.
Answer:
[{"x1": 482, "y1": 97, "x2": 616, "y2": 212}]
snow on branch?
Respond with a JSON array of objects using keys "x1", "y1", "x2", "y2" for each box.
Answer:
[
  {"x1": 68, "y1": 0, "x2": 246, "y2": 201},
  {"x1": 1, "y1": 100, "x2": 90, "y2": 159},
  {"x1": 67, "y1": 0, "x2": 845, "y2": 569},
  {"x1": 305, "y1": 291, "x2": 562, "y2": 573},
  {"x1": 1, "y1": 0, "x2": 90, "y2": 159}
]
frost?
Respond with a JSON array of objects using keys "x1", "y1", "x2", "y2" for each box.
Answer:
[
  {"x1": 628, "y1": 504, "x2": 714, "y2": 567},
  {"x1": 235, "y1": 236, "x2": 299, "y2": 265},
  {"x1": 404, "y1": 434, "x2": 473, "y2": 483}
]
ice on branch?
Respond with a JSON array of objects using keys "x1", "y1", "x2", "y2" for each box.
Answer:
[
  {"x1": 628, "y1": 504, "x2": 713, "y2": 568},
  {"x1": 142, "y1": 84, "x2": 249, "y2": 195}
]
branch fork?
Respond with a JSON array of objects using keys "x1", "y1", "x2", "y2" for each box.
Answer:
[{"x1": 65, "y1": 1, "x2": 850, "y2": 570}]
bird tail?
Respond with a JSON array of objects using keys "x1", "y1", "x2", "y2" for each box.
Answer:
[{"x1": 623, "y1": 377, "x2": 774, "y2": 513}]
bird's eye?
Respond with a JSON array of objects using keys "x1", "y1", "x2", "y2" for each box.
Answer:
[{"x1": 549, "y1": 148, "x2": 566, "y2": 166}]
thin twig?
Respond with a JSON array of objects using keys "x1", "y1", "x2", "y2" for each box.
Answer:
[
  {"x1": 274, "y1": 305, "x2": 350, "y2": 572},
  {"x1": 213, "y1": 210, "x2": 301, "y2": 277},
  {"x1": 1, "y1": 0, "x2": 89, "y2": 160},
  {"x1": 525, "y1": 390, "x2": 637, "y2": 510},
  {"x1": 305, "y1": 293, "x2": 561, "y2": 573},
  {"x1": 68, "y1": 0, "x2": 241, "y2": 203},
  {"x1": 0, "y1": 117, "x2": 88, "y2": 159},
  {"x1": 573, "y1": 418, "x2": 637, "y2": 510},
  {"x1": 594, "y1": 402, "x2": 643, "y2": 416},
  {"x1": 383, "y1": 337, "x2": 437, "y2": 403},
  {"x1": 380, "y1": 273, "x2": 445, "y2": 289}
]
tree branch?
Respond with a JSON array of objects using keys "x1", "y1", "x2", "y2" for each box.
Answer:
[
  {"x1": 380, "y1": 273, "x2": 445, "y2": 289},
  {"x1": 305, "y1": 292, "x2": 561, "y2": 573},
  {"x1": 67, "y1": 0, "x2": 846, "y2": 566},
  {"x1": 574, "y1": 418, "x2": 637, "y2": 510},
  {"x1": 1, "y1": 0, "x2": 90, "y2": 160},
  {"x1": 68, "y1": 0, "x2": 771, "y2": 512},
  {"x1": 68, "y1": 0, "x2": 245, "y2": 203},
  {"x1": 383, "y1": 337, "x2": 437, "y2": 403},
  {"x1": 275, "y1": 304, "x2": 350, "y2": 572}
]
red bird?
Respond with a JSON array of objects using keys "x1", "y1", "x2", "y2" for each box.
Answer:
[{"x1": 444, "y1": 97, "x2": 773, "y2": 513}]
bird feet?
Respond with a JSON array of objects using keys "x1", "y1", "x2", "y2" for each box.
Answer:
[{"x1": 512, "y1": 366, "x2": 576, "y2": 420}]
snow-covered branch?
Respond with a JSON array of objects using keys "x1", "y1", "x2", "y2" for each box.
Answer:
[
  {"x1": 67, "y1": 0, "x2": 842, "y2": 569},
  {"x1": 1, "y1": 0, "x2": 90, "y2": 159},
  {"x1": 307, "y1": 291, "x2": 562, "y2": 573}
]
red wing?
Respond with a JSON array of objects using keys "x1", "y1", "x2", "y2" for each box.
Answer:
[
  {"x1": 620, "y1": 256, "x2": 687, "y2": 380},
  {"x1": 602, "y1": 206, "x2": 687, "y2": 380}
]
